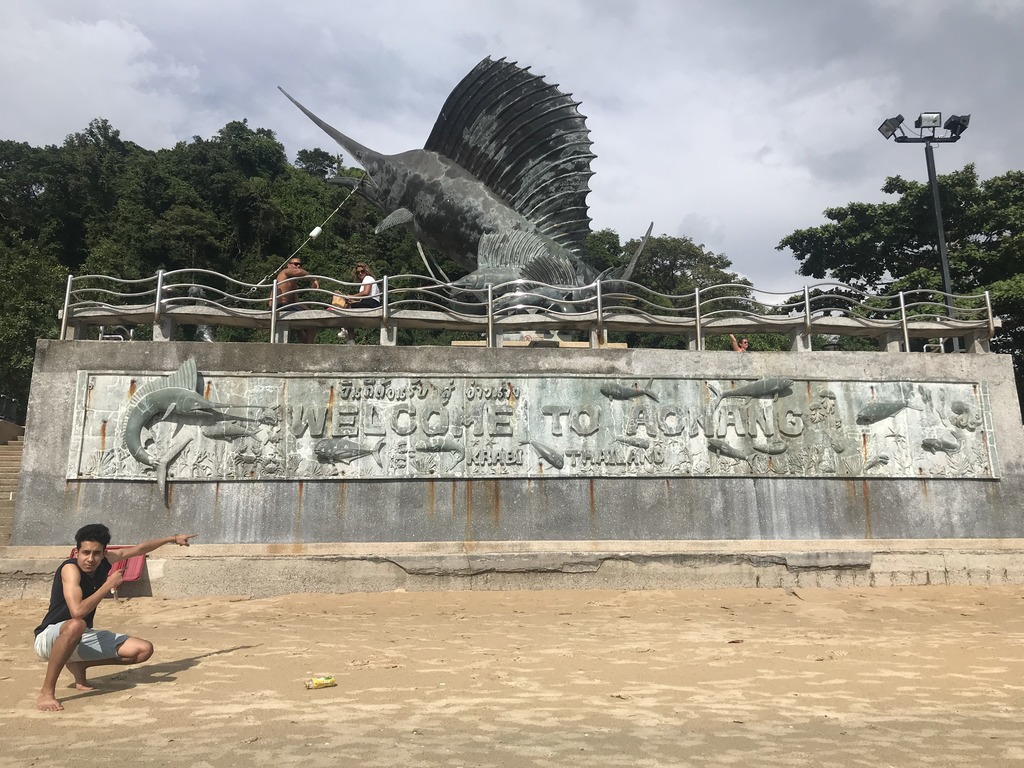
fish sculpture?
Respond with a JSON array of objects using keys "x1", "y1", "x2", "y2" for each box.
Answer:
[
  {"x1": 707, "y1": 438, "x2": 752, "y2": 461},
  {"x1": 201, "y1": 421, "x2": 259, "y2": 440},
  {"x1": 413, "y1": 436, "x2": 466, "y2": 472},
  {"x1": 314, "y1": 437, "x2": 386, "y2": 468},
  {"x1": 520, "y1": 438, "x2": 564, "y2": 469},
  {"x1": 120, "y1": 358, "x2": 225, "y2": 468},
  {"x1": 751, "y1": 438, "x2": 788, "y2": 455},
  {"x1": 921, "y1": 434, "x2": 962, "y2": 455},
  {"x1": 855, "y1": 400, "x2": 923, "y2": 425},
  {"x1": 280, "y1": 57, "x2": 648, "y2": 296},
  {"x1": 119, "y1": 358, "x2": 240, "y2": 506},
  {"x1": 708, "y1": 377, "x2": 793, "y2": 411},
  {"x1": 614, "y1": 436, "x2": 651, "y2": 450},
  {"x1": 600, "y1": 378, "x2": 659, "y2": 402}
]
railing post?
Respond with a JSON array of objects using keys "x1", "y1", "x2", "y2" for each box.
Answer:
[
  {"x1": 60, "y1": 274, "x2": 73, "y2": 340},
  {"x1": 154, "y1": 269, "x2": 165, "y2": 324},
  {"x1": 595, "y1": 279, "x2": 603, "y2": 347},
  {"x1": 899, "y1": 291, "x2": 909, "y2": 352},
  {"x1": 269, "y1": 279, "x2": 278, "y2": 343},
  {"x1": 693, "y1": 287, "x2": 702, "y2": 350},
  {"x1": 803, "y1": 285, "x2": 812, "y2": 337},
  {"x1": 985, "y1": 290, "x2": 994, "y2": 339},
  {"x1": 486, "y1": 284, "x2": 495, "y2": 348}
]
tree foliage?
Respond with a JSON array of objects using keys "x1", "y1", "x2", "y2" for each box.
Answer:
[{"x1": 778, "y1": 164, "x2": 1024, "y2": 381}]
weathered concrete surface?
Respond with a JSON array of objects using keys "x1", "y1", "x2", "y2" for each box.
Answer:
[
  {"x1": 12, "y1": 340, "x2": 1024, "y2": 547},
  {"x1": 4, "y1": 540, "x2": 1024, "y2": 598}
]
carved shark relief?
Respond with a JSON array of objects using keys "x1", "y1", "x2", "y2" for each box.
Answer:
[{"x1": 280, "y1": 56, "x2": 649, "y2": 296}]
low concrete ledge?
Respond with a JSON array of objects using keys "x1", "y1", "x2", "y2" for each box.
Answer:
[{"x1": 4, "y1": 540, "x2": 1024, "y2": 599}]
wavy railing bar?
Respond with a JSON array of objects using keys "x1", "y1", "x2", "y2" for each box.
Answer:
[{"x1": 57, "y1": 270, "x2": 998, "y2": 353}]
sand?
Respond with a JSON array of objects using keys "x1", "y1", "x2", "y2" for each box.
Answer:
[{"x1": 1, "y1": 585, "x2": 1023, "y2": 767}]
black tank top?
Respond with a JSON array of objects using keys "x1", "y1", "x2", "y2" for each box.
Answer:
[{"x1": 33, "y1": 557, "x2": 111, "y2": 636}]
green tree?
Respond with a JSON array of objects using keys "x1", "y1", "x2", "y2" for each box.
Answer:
[
  {"x1": 778, "y1": 164, "x2": 1024, "y2": 390},
  {"x1": 0, "y1": 240, "x2": 67, "y2": 411},
  {"x1": 604, "y1": 234, "x2": 751, "y2": 350}
]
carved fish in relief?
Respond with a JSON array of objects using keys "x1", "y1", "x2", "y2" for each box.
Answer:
[
  {"x1": 751, "y1": 438, "x2": 788, "y2": 455},
  {"x1": 415, "y1": 436, "x2": 466, "y2": 458},
  {"x1": 855, "y1": 400, "x2": 923, "y2": 425},
  {"x1": 520, "y1": 438, "x2": 564, "y2": 469},
  {"x1": 707, "y1": 439, "x2": 752, "y2": 461},
  {"x1": 120, "y1": 358, "x2": 229, "y2": 468},
  {"x1": 600, "y1": 378, "x2": 659, "y2": 402},
  {"x1": 314, "y1": 437, "x2": 386, "y2": 467},
  {"x1": 615, "y1": 436, "x2": 651, "y2": 449},
  {"x1": 921, "y1": 434, "x2": 962, "y2": 455},
  {"x1": 201, "y1": 421, "x2": 259, "y2": 440},
  {"x1": 708, "y1": 378, "x2": 794, "y2": 411},
  {"x1": 280, "y1": 57, "x2": 649, "y2": 294}
]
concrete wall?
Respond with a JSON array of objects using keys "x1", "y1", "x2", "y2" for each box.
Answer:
[{"x1": 12, "y1": 339, "x2": 1024, "y2": 546}]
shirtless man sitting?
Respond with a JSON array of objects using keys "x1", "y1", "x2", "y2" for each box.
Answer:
[
  {"x1": 33, "y1": 524, "x2": 196, "y2": 712},
  {"x1": 275, "y1": 257, "x2": 320, "y2": 344}
]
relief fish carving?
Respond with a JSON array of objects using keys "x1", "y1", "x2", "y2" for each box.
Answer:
[
  {"x1": 520, "y1": 438, "x2": 564, "y2": 469},
  {"x1": 921, "y1": 434, "x2": 962, "y2": 455},
  {"x1": 314, "y1": 437, "x2": 386, "y2": 468},
  {"x1": 201, "y1": 421, "x2": 259, "y2": 440},
  {"x1": 751, "y1": 438, "x2": 788, "y2": 455},
  {"x1": 614, "y1": 436, "x2": 651, "y2": 450},
  {"x1": 280, "y1": 57, "x2": 647, "y2": 295},
  {"x1": 855, "y1": 400, "x2": 923, "y2": 425},
  {"x1": 707, "y1": 438, "x2": 752, "y2": 461},
  {"x1": 413, "y1": 436, "x2": 466, "y2": 460},
  {"x1": 708, "y1": 377, "x2": 794, "y2": 411},
  {"x1": 600, "y1": 378, "x2": 659, "y2": 402},
  {"x1": 120, "y1": 358, "x2": 225, "y2": 468}
]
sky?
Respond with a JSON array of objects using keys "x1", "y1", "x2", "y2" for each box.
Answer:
[{"x1": 2, "y1": 0, "x2": 1022, "y2": 294}]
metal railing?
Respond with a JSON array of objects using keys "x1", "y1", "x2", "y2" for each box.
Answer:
[{"x1": 58, "y1": 269, "x2": 998, "y2": 352}]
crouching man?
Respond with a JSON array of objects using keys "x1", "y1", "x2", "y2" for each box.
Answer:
[{"x1": 34, "y1": 523, "x2": 196, "y2": 711}]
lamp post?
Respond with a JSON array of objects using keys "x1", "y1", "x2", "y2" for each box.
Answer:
[{"x1": 878, "y1": 112, "x2": 970, "y2": 327}]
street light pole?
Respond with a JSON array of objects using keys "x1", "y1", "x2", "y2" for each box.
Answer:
[
  {"x1": 878, "y1": 112, "x2": 970, "y2": 349},
  {"x1": 923, "y1": 141, "x2": 955, "y2": 317}
]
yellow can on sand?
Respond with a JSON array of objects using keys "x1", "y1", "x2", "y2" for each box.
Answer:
[{"x1": 304, "y1": 675, "x2": 336, "y2": 689}]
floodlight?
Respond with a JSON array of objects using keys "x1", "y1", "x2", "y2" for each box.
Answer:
[
  {"x1": 944, "y1": 114, "x2": 970, "y2": 138},
  {"x1": 878, "y1": 114, "x2": 904, "y2": 140},
  {"x1": 915, "y1": 112, "x2": 942, "y2": 129}
]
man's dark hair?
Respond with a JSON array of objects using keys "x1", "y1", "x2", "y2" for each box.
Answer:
[{"x1": 75, "y1": 523, "x2": 111, "y2": 548}]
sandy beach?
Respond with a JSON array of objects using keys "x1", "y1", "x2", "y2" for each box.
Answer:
[{"x1": 1, "y1": 585, "x2": 1023, "y2": 767}]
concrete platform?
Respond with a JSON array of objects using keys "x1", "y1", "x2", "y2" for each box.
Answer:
[{"x1": 5, "y1": 539, "x2": 1024, "y2": 599}]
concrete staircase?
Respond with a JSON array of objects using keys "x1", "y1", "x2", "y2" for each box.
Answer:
[{"x1": 0, "y1": 436, "x2": 24, "y2": 547}]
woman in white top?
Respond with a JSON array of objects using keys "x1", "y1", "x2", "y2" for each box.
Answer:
[{"x1": 347, "y1": 262, "x2": 381, "y2": 308}]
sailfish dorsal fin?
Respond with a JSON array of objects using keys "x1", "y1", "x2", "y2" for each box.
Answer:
[
  {"x1": 128, "y1": 358, "x2": 199, "y2": 408},
  {"x1": 424, "y1": 57, "x2": 595, "y2": 255}
]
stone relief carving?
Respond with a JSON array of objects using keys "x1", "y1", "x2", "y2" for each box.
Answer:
[{"x1": 66, "y1": 362, "x2": 998, "y2": 486}]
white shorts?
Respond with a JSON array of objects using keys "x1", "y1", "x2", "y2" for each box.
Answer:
[{"x1": 34, "y1": 621, "x2": 128, "y2": 662}]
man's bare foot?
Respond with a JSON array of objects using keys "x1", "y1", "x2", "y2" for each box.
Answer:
[
  {"x1": 36, "y1": 692, "x2": 64, "y2": 712},
  {"x1": 66, "y1": 662, "x2": 94, "y2": 691}
]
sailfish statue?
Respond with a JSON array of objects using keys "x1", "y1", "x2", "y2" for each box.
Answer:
[{"x1": 279, "y1": 56, "x2": 648, "y2": 293}]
